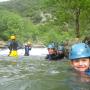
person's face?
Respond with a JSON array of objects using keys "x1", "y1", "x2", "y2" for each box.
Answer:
[
  {"x1": 48, "y1": 48, "x2": 56, "y2": 54},
  {"x1": 71, "y1": 58, "x2": 90, "y2": 72},
  {"x1": 57, "y1": 50, "x2": 63, "y2": 54}
]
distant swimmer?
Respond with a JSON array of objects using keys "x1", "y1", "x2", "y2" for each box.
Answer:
[{"x1": 24, "y1": 41, "x2": 32, "y2": 56}]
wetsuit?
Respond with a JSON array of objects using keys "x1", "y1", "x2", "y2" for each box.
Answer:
[
  {"x1": 56, "y1": 53, "x2": 65, "y2": 59},
  {"x1": 45, "y1": 54, "x2": 58, "y2": 60},
  {"x1": 24, "y1": 45, "x2": 31, "y2": 56},
  {"x1": 8, "y1": 40, "x2": 18, "y2": 56},
  {"x1": 8, "y1": 40, "x2": 18, "y2": 50}
]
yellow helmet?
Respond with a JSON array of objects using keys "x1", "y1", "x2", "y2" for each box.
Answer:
[
  {"x1": 27, "y1": 41, "x2": 31, "y2": 45},
  {"x1": 10, "y1": 35, "x2": 16, "y2": 40}
]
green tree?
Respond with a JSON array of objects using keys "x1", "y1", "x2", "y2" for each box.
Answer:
[{"x1": 45, "y1": 0, "x2": 90, "y2": 38}]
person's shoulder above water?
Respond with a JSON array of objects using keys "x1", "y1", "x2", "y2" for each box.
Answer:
[
  {"x1": 45, "y1": 54, "x2": 58, "y2": 60},
  {"x1": 85, "y1": 69, "x2": 90, "y2": 76}
]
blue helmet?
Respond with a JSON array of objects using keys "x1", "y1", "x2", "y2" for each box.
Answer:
[
  {"x1": 69, "y1": 43, "x2": 90, "y2": 60},
  {"x1": 47, "y1": 44, "x2": 55, "y2": 49},
  {"x1": 58, "y1": 46, "x2": 64, "y2": 51}
]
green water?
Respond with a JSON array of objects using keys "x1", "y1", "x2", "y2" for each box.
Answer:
[{"x1": 0, "y1": 56, "x2": 90, "y2": 90}]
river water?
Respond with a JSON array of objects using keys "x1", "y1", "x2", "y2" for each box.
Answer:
[{"x1": 0, "y1": 56, "x2": 90, "y2": 90}]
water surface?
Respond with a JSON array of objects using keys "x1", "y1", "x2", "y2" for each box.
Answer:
[{"x1": 0, "y1": 56, "x2": 90, "y2": 90}]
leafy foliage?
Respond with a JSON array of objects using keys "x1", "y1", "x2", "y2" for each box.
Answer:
[{"x1": 0, "y1": 0, "x2": 90, "y2": 44}]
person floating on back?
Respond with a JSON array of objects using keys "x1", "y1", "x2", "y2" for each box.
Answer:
[
  {"x1": 69, "y1": 43, "x2": 90, "y2": 76},
  {"x1": 8, "y1": 35, "x2": 18, "y2": 57}
]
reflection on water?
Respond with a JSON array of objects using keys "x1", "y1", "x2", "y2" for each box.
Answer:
[{"x1": 0, "y1": 56, "x2": 89, "y2": 90}]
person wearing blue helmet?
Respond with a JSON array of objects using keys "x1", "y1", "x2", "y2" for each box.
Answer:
[
  {"x1": 69, "y1": 43, "x2": 90, "y2": 75},
  {"x1": 45, "y1": 44, "x2": 57, "y2": 60},
  {"x1": 57, "y1": 45, "x2": 65, "y2": 59}
]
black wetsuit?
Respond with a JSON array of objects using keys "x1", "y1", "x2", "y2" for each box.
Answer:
[
  {"x1": 45, "y1": 54, "x2": 58, "y2": 60},
  {"x1": 56, "y1": 53, "x2": 65, "y2": 59},
  {"x1": 8, "y1": 40, "x2": 18, "y2": 51},
  {"x1": 24, "y1": 45, "x2": 31, "y2": 56}
]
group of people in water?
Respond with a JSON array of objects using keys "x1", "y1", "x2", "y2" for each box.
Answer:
[
  {"x1": 8, "y1": 35, "x2": 32, "y2": 56},
  {"x1": 45, "y1": 37, "x2": 90, "y2": 77},
  {"x1": 45, "y1": 42, "x2": 90, "y2": 79},
  {"x1": 45, "y1": 43, "x2": 65, "y2": 60},
  {"x1": 7, "y1": 35, "x2": 90, "y2": 77}
]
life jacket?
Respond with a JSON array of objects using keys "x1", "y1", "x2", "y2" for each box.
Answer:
[
  {"x1": 9, "y1": 50, "x2": 18, "y2": 57},
  {"x1": 8, "y1": 40, "x2": 18, "y2": 56}
]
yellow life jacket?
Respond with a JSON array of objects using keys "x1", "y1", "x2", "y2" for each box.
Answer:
[{"x1": 9, "y1": 50, "x2": 18, "y2": 57}]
